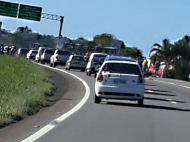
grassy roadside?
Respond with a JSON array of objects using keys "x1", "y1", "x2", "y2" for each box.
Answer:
[{"x1": 0, "y1": 55, "x2": 52, "y2": 127}]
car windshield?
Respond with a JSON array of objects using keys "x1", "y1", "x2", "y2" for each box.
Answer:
[
  {"x1": 32, "y1": 51, "x2": 37, "y2": 54},
  {"x1": 102, "y1": 63, "x2": 141, "y2": 76},
  {"x1": 72, "y1": 56, "x2": 84, "y2": 61},
  {"x1": 58, "y1": 51, "x2": 70, "y2": 55}
]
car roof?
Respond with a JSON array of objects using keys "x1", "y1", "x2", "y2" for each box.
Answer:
[
  {"x1": 104, "y1": 60, "x2": 139, "y2": 65},
  {"x1": 90, "y1": 53, "x2": 108, "y2": 56},
  {"x1": 106, "y1": 55, "x2": 137, "y2": 62},
  {"x1": 45, "y1": 48, "x2": 54, "y2": 51},
  {"x1": 72, "y1": 55, "x2": 83, "y2": 57}
]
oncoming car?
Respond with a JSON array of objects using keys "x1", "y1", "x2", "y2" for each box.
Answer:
[{"x1": 95, "y1": 61, "x2": 144, "y2": 105}]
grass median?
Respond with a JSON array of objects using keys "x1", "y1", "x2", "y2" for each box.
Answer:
[{"x1": 0, "y1": 55, "x2": 52, "y2": 127}]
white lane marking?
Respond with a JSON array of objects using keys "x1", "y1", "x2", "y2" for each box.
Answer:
[
  {"x1": 154, "y1": 80, "x2": 190, "y2": 89},
  {"x1": 21, "y1": 64, "x2": 90, "y2": 142},
  {"x1": 147, "y1": 90, "x2": 154, "y2": 93},
  {"x1": 170, "y1": 101, "x2": 177, "y2": 104}
]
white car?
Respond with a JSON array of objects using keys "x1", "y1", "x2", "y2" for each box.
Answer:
[
  {"x1": 35, "y1": 47, "x2": 46, "y2": 62},
  {"x1": 26, "y1": 50, "x2": 37, "y2": 60},
  {"x1": 95, "y1": 61, "x2": 144, "y2": 105},
  {"x1": 86, "y1": 53, "x2": 108, "y2": 76},
  {"x1": 50, "y1": 50, "x2": 70, "y2": 67},
  {"x1": 40, "y1": 49, "x2": 55, "y2": 64},
  {"x1": 66, "y1": 55, "x2": 86, "y2": 71}
]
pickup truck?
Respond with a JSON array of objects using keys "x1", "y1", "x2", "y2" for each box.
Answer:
[{"x1": 50, "y1": 50, "x2": 70, "y2": 67}]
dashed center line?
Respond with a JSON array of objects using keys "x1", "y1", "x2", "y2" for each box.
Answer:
[{"x1": 153, "y1": 80, "x2": 190, "y2": 89}]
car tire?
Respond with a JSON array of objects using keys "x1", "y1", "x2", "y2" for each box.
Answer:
[
  {"x1": 88, "y1": 71, "x2": 91, "y2": 76},
  {"x1": 95, "y1": 94, "x2": 101, "y2": 104},
  {"x1": 137, "y1": 98, "x2": 144, "y2": 106},
  {"x1": 53, "y1": 62, "x2": 56, "y2": 68},
  {"x1": 41, "y1": 60, "x2": 44, "y2": 64}
]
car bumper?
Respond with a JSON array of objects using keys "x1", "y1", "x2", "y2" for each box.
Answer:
[
  {"x1": 70, "y1": 64, "x2": 86, "y2": 69},
  {"x1": 95, "y1": 83, "x2": 144, "y2": 100},
  {"x1": 55, "y1": 60, "x2": 67, "y2": 65}
]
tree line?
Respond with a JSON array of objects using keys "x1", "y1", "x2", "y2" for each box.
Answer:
[{"x1": 0, "y1": 26, "x2": 143, "y2": 59}]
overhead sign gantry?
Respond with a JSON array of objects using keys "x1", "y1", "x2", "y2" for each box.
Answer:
[{"x1": 0, "y1": 0, "x2": 64, "y2": 38}]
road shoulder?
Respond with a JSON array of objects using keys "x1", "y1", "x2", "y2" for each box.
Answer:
[{"x1": 0, "y1": 67, "x2": 86, "y2": 142}]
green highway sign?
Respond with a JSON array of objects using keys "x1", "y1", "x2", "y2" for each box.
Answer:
[
  {"x1": 0, "y1": 1, "x2": 19, "y2": 18},
  {"x1": 18, "y1": 4, "x2": 42, "y2": 21}
]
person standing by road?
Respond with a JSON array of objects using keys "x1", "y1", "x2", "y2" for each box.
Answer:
[
  {"x1": 155, "y1": 60, "x2": 160, "y2": 76},
  {"x1": 142, "y1": 58, "x2": 148, "y2": 76},
  {"x1": 137, "y1": 55, "x2": 143, "y2": 70},
  {"x1": 7, "y1": 46, "x2": 10, "y2": 55},
  {"x1": 0, "y1": 44, "x2": 4, "y2": 54}
]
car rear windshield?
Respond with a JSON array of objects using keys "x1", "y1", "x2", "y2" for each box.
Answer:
[
  {"x1": 58, "y1": 51, "x2": 70, "y2": 55},
  {"x1": 32, "y1": 51, "x2": 37, "y2": 54},
  {"x1": 108, "y1": 58, "x2": 136, "y2": 62},
  {"x1": 72, "y1": 56, "x2": 84, "y2": 61},
  {"x1": 101, "y1": 63, "x2": 141, "y2": 76},
  {"x1": 45, "y1": 50, "x2": 54, "y2": 54},
  {"x1": 21, "y1": 49, "x2": 29, "y2": 53},
  {"x1": 94, "y1": 55, "x2": 107, "y2": 62}
]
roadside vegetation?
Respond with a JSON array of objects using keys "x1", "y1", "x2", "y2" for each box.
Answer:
[
  {"x1": 0, "y1": 26, "x2": 143, "y2": 59},
  {"x1": 0, "y1": 55, "x2": 52, "y2": 127},
  {"x1": 150, "y1": 36, "x2": 190, "y2": 81}
]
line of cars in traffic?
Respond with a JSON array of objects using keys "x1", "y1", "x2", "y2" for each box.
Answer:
[{"x1": 25, "y1": 47, "x2": 145, "y2": 106}]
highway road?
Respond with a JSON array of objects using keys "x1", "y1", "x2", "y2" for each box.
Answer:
[
  {"x1": 31, "y1": 66, "x2": 190, "y2": 142},
  {"x1": 1, "y1": 64, "x2": 190, "y2": 142}
]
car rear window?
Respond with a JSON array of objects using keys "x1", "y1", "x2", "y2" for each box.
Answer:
[
  {"x1": 21, "y1": 49, "x2": 29, "y2": 53},
  {"x1": 45, "y1": 50, "x2": 54, "y2": 54},
  {"x1": 93, "y1": 55, "x2": 107, "y2": 62},
  {"x1": 102, "y1": 63, "x2": 141, "y2": 76},
  {"x1": 58, "y1": 51, "x2": 70, "y2": 55},
  {"x1": 32, "y1": 51, "x2": 37, "y2": 54},
  {"x1": 108, "y1": 58, "x2": 136, "y2": 62},
  {"x1": 72, "y1": 56, "x2": 84, "y2": 61}
]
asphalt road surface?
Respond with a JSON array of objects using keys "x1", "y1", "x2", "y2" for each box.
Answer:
[{"x1": 32, "y1": 65, "x2": 190, "y2": 142}]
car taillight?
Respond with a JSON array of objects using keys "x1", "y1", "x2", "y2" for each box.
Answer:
[
  {"x1": 97, "y1": 73, "x2": 103, "y2": 82},
  {"x1": 56, "y1": 55, "x2": 58, "y2": 59},
  {"x1": 139, "y1": 76, "x2": 143, "y2": 83}
]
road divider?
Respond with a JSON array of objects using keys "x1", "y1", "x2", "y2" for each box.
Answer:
[{"x1": 22, "y1": 64, "x2": 90, "y2": 142}]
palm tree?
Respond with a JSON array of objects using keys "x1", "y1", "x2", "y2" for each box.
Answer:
[{"x1": 150, "y1": 38, "x2": 172, "y2": 65}]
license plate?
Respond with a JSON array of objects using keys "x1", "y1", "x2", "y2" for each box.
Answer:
[{"x1": 114, "y1": 79, "x2": 126, "y2": 84}]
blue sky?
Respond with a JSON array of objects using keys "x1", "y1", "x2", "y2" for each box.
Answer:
[{"x1": 1, "y1": 0, "x2": 190, "y2": 57}]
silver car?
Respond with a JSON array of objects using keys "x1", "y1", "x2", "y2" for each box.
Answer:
[{"x1": 66, "y1": 55, "x2": 86, "y2": 72}]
